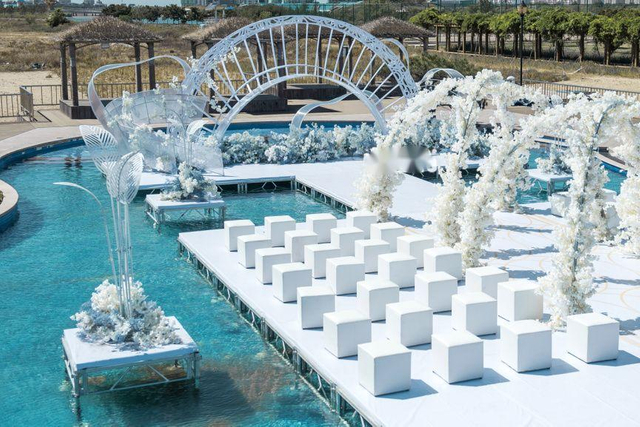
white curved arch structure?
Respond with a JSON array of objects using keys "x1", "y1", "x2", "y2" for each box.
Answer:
[
  {"x1": 417, "y1": 68, "x2": 464, "y2": 89},
  {"x1": 182, "y1": 15, "x2": 419, "y2": 140}
]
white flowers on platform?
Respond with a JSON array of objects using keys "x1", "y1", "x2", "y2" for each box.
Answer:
[
  {"x1": 71, "y1": 281, "x2": 181, "y2": 350},
  {"x1": 161, "y1": 162, "x2": 218, "y2": 201}
]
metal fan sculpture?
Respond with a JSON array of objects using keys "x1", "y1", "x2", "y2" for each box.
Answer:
[{"x1": 56, "y1": 126, "x2": 144, "y2": 319}]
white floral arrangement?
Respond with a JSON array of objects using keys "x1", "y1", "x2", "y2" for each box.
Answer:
[
  {"x1": 71, "y1": 280, "x2": 181, "y2": 350},
  {"x1": 611, "y1": 109, "x2": 640, "y2": 255},
  {"x1": 161, "y1": 162, "x2": 219, "y2": 201},
  {"x1": 535, "y1": 144, "x2": 571, "y2": 175},
  {"x1": 216, "y1": 123, "x2": 377, "y2": 165}
]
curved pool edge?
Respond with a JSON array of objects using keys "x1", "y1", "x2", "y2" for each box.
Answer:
[{"x1": 0, "y1": 179, "x2": 19, "y2": 232}]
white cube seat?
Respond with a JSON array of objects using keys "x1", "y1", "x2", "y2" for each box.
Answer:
[
  {"x1": 355, "y1": 239, "x2": 390, "y2": 273},
  {"x1": 285, "y1": 229, "x2": 318, "y2": 262},
  {"x1": 331, "y1": 226, "x2": 365, "y2": 256},
  {"x1": 602, "y1": 188, "x2": 617, "y2": 202},
  {"x1": 357, "y1": 280, "x2": 399, "y2": 321},
  {"x1": 605, "y1": 202, "x2": 619, "y2": 231},
  {"x1": 224, "y1": 219, "x2": 255, "y2": 251},
  {"x1": 424, "y1": 247, "x2": 463, "y2": 280},
  {"x1": 497, "y1": 280, "x2": 543, "y2": 322},
  {"x1": 465, "y1": 266, "x2": 509, "y2": 299},
  {"x1": 255, "y1": 248, "x2": 291, "y2": 284},
  {"x1": 397, "y1": 235, "x2": 435, "y2": 268},
  {"x1": 415, "y1": 271, "x2": 458, "y2": 313},
  {"x1": 326, "y1": 256, "x2": 365, "y2": 295},
  {"x1": 550, "y1": 192, "x2": 570, "y2": 217},
  {"x1": 238, "y1": 234, "x2": 271, "y2": 268},
  {"x1": 273, "y1": 262, "x2": 312, "y2": 302},
  {"x1": 386, "y1": 301, "x2": 433, "y2": 347},
  {"x1": 264, "y1": 215, "x2": 296, "y2": 247},
  {"x1": 298, "y1": 286, "x2": 335, "y2": 329},
  {"x1": 452, "y1": 292, "x2": 498, "y2": 336},
  {"x1": 347, "y1": 210, "x2": 377, "y2": 238},
  {"x1": 370, "y1": 222, "x2": 405, "y2": 251},
  {"x1": 378, "y1": 253, "x2": 417, "y2": 289},
  {"x1": 306, "y1": 213, "x2": 337, "y2": 243},
  {"x1": 567, "y1": 313, "x2": 619, "y2": 363},
  {"x1": 432, "y1": 331, "x2": 484, "y2": 384},
  {"x1": 323, "y1": 310, "x2": 372, "y2": 358},
  {"x1": 501, "y1": 320, "x2": 552, "y2": 372},
  {"x1": 358, "y1": 341, "x2": 411, "y2": 396},
  {"x1": 304, "y1": 243, "x2": 341, "y2": 278}
]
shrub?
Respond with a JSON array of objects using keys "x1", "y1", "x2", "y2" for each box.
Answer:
[{"x1": 46, "y1": 8, "x2": 69, "y2": 28}]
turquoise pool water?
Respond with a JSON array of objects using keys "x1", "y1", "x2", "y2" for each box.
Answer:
[{"x1": 0, "y1": 149, "x2": 345, "y2": 426}]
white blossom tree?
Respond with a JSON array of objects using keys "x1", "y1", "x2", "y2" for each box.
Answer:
[
  {"x1": 611, "y1": 109, "x2": 640, "y2": 255},
  {"x1": 537, "y1": 93, "x2": 637, "y2": 328}
]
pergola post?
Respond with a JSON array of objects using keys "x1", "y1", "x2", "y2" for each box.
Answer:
[
  {"x1": 317, "y1": 35, "x2": 323, "y2": 83},
  {"x1": 206, "y1": 41, "x2": 216, "y2": 102},
  {"x1": 191, "y1": 41, "x2": 197, "y2": 59},
  {"x1": 69, "y1": 42, "x2": 79, "y2": 107},
  {"x1": 60, "y1": 43, "x2": 69, "y2": 101},
  {"x1": 276, "y1": 42, "x2": 286, "y2": 98},
  {"x1": 148, "y1": 42, "x2": 156, "y2": 91},
  {"x1": 347, "y1": 36, "x2": 353, "y2": 75},
  {"x1": 423, "y1": 37, "x2": 429, "y2": 53},
  {"x1": 134, "y1": 42, "x2": 143, "y2": 92},
  {"x1": 398, "y1": 37, "x2": 404, "y2": 62}
]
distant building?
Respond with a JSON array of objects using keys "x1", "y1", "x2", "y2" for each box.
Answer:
[{"x1": 182, "y1": 0, "x2": 210, "y2": 6}]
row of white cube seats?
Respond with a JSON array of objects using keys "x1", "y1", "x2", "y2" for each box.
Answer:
[{"x1": 355, "y1": 311, "x2": 619, "y2": 395}]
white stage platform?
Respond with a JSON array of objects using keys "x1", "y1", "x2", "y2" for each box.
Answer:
[
  {"x1": 178, "y1": 220, "x2": 640, "y2": 427},
  {"x1": 145, "y1": 194, "x2": 226, "y2": 227},
  {"x1": 62, "y1": 316, "x2": 200, "y2": 398},
  {"x1": 527, "y1": 168, "x2": 572, "y2": 194}
]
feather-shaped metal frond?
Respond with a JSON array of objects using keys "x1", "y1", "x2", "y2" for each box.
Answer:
[
  {"x1": 106, "y1": 152, "x2": 144, "y2": 204},
  {"x1": 80, "y1": 125, "x2": 121, "y2": 175}
]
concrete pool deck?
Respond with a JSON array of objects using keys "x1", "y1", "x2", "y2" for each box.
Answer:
[{"x1": 178, "y1": 162, "x2": 640, "y2": 425}]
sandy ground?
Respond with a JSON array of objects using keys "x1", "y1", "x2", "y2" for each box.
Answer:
[
  {"x1": 0, "y1": 71, "x2": 61, "y2": 94},
  {"x1": 559, "y1": 74, "x2": 640, "y2": 93}
]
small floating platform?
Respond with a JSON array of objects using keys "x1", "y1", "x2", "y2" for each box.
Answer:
[
  {"x1": 145, "y1": 194, "x2": 226, "y2": 228},
  {"x1": 527, "y1": 168, "x2": 572, "y2": 194},
  {"x1": 62, "y1": 316, "x2": 200, "y2": 399}
]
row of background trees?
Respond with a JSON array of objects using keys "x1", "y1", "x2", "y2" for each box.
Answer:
[{"x1": 410, "y1": 7, "x2": 640, "y2": 66}]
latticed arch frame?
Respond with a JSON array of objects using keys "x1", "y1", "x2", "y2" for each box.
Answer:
[{"x1": 182, "y1": 15, "x2": 419, "y2": 140}]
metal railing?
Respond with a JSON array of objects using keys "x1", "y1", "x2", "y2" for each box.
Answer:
[
  {"x1": 0, "y1": 92, "x2": 34, "y2": 121},
  {"x1": 524, "y1": 79, "x2": 640, "y2": 101}
]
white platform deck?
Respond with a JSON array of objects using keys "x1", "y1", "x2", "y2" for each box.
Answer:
[
  {"x1": 527, "y1": 168, "x2": 573, "y2": 194},
  {"x1": 178, "y1": 220, "x2": 640, "y2": 427}
]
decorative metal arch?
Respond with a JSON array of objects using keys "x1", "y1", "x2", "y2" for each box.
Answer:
[
  {"x1": 416, "y1": 68, "x2": 464, "y2": 89},
  {"x1": 182, "y1": 15, "x2": 419, "y2": 140}
]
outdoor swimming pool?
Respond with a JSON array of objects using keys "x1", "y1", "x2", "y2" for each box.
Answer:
[{"x1": 0, "y1": 147, "x2": 345, "y2": 426}]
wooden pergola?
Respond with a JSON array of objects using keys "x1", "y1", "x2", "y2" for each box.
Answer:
[
  {"x1": 53, "y1": 17, "x2": 162, "y2": 108},
  {"x1": 183, "y1": 17, "x2": 252, "y2": 58},
  {"x1": 361, "y1": 17, "x2": 433, "y2": 56}
]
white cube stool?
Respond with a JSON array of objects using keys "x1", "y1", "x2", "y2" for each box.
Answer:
[
  {"x1": 602, "y1": 188, "x2": 617, "y2": 202},
  {"x1": 326, "y1": 256, "x2": 365, "y2": 295},
  {"x1": 255, "y1": 248, "x2": 291, "y2": 284},
  {"x1": 238, "y1": 234, "x2": 271, "y2": 268},
  {"x1": 605, "y1": 202, "x2": 619, "y2": 231},
  {"x1": 358, "y1": 341, "x2": 411, "y2": 396},
  {"x1": 452, "y1": 292, "x2": 498, "y2": 336},
  {"x1": 370, "y1": 222, "x2": 405, "y2": 251},
  {"x1": 264, "y1": 215, "x2": 296, "y2": 247},
  {"x1": 347, "y1": 210, "x2": 377, "y2": 238},
  {"x1": 355, "y1": 239, "x2": 391, "y2": 273},
  {"x1": 273, "y1": 262, "x2": 312, "y2": 302},
  {"x1": 397, "y1": 235, "x2": 435, "y2": 268},
  {"x1": 432, "y1": 331, "x2": 484, "y2": 384},
  {"x1": 224, "y1": 219, "x2": 255, "y2": 251},
  {"x1": 497, "y1": 280, "x2": 543, "y2": 322},
  {"x1": 415, "y1": 271, "x2": 458, "y2": 313},
  {"x1": 323, "y1": 310, "x2": 372, "y2": 358},
  {"x1": 501, "y1": 320, "x2": 552, "y2": 372},
  {"x1": 423, "y1": 247, "x2": 463, "y2": 280},
  {"x1": 306, "y1": 213, "x2": 337, "y2": 243},
  {"x1": 567, "y1": 313, "x2": 619, "y2": 363},
  {"x1": 386, "y1": 301, "x2": 433, "y2": 347},
  {"x1": 466, "y1": 266, "x2": 509, "y2": 299},
  {"x1": 378, "y1": 253, "x2": 417, "y2": 288},
  {"x1": 285, "y1": 229, "x2": 318, "y2": 262},
  {"x1": 298, "y1": 286, "x2": 335, "y2": 329},
  {"x1": 357, "y1": 280, "x2": 399, "y2": 321},
  {"x1": 304, "y1": 243, "x2": 341, "y2": 278},
  {"x1": 550, "y1": 192, "x2": 570, "y2": 217},
  {"x1": 331, "y1": 226, "x2": 365, "y2": 256}
]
